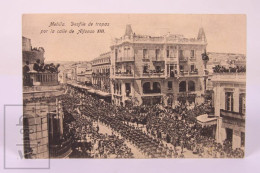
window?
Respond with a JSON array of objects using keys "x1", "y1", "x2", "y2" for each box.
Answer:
[
  {"x1": 179, "y1": 81, "x2": 186, "y2": 92},
  {"x1": 119, "y1": 83, "x2": 121, "y2": 95},
  {"x1": 179, "y1": 50, "x2": 184, "y2": 58},
  {"x1": 124, "y1": 47, "x2": 130, "y2": 58},
  {"x1": 143, "y1": 65, "x2": 149, "y2": 73},
  {"x1": 143, "y1": 82, "x2": 161, "y2": 94},
  {"x1": 191, "y1": 64, "x2": 195, "y2": 72},
  {"x1": 125, "y1": 83, "x2": 131, "y2": 97},
  {"x1": 143, "y1": 82, "x2": 151, "y2": 94},
  {"x1": 126, "y1": 65, "x2": 131, "y2": 74},
  {"x1": 188, "y1": 81, "x2": 195, "y2": 91},
  {"x1": 153, "y1": 82, "x2": 161, "y2": 93},
  {"x1": 169, "y1": 65, "x2": 175, "y2": 77},
  {"x1": 155, "y1": 66, "x2": 161, "y2": 73},
  {"x1": 171, "y1": 64, "x2": 177, "y2": 75},
  {"x1": 143, "y1": 49, "x2": 148, "y2": 59},
  {"x1": 168, "y1": 81, "x2": 173, "y2": 90},
  {"x1": 166, "y1": 49, "x2": 170, "y2": 58},
  {"x1": 114, "y1": 83, "x2": 116, "y2": 94},
  {"x1": 225, "y1": 92, "x2": 234, "y2": 111},
  {"x1": 239, "y1": 93, "x2": 246, "y2": 114},
  {"x1": 241, "y1": 132, "x2": 245, "y2": 147},
  {"x1": 226, "y1": 128, "x2": 233, "y2": 142},
  {"x1": 190, "y1": 50, "x2": 195, "y2": 58},
  {"x1": 156, "y1": 49, "x2": 160, "y2": 59},
  {"x1": 180, "y1": 65, "x2": 184, "y2": 72}
]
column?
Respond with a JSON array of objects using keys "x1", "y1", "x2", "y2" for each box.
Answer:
[
  {"x1": 131, "y1": 81, "x2": 134, "y2": 97},
  {"x1": 232, "y1": 130, "x2": 241, "y2": 149},
  {"x1": 122, "y1": 82, "x2": 126, "y2": 97},
  {"x1": 233, "y1": 88, "x2": 240, "y2": 113}
]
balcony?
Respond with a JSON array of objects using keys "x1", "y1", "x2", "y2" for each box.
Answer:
[
  {"x1": 142, "y1": 58, "x2": 150, "y2": 62},
  {"x1": 142, "y1": 71, "x2": 165, "y2": 78},
  {"x1": 92, "y1": 73, "x2": 110, "y2": 77},
  {"x1": 179, "y1": 57, "x2": 188, "y2": 63},
  {"x1": 23, "y1": 72, "x2": 59, "y2": 86},
  {"x1": 220, "y1": 109, "x2": 245, "y2": 121},
  {"x1": 114, "y1": 72, "x2": 134, "y2": 78},
  {"x1": 152, "y1": 56, "x2": 164, "y2": 62},
  {"x1": 211, "y1": 73, "x2": 246, "y2": 83},
  {"x1": 116, "y1": 57, "x2": 135, "y2": 62},
  {"x1": 189, "y1": 70, "x2": 199, "y2": 75},
  {"x1": 189, "y1": 57, "x2": 196, "y2": 61},
  {"x1": 178, "y1": 70, "x2": 199, "y2": 77},
  {"x1": 167, "y1": 71, "x2": 178, "y2": 78}
]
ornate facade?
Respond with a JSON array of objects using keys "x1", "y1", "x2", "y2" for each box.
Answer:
[
  {"x1": 91, "y1": 52, "x2": 111, "y2": 93},
  {"x1": 110, "y1": 25, "x2": 208, "y2": 106}
]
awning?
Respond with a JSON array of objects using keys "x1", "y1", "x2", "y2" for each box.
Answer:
[
  {"x1": 88, "y1": 89, "x2": 96, "y2": 93},
  {"x1": 196, "y1": 114, "x2": 217, "y2": 127},
  {"x1": 95, "y1": 90, "x2": 111, "y2": 97}
]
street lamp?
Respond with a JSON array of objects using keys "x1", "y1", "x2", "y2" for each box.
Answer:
[{"x1": 202, "y1": 49, "x2": 209, "y2": 91}]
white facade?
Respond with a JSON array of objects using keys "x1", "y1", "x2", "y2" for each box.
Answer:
[
  {"x1": 212, "y1": 73, "x2": 246, "y2": 149},
  {"x1": 110, "y1": 25, "x2": 208, "y2": 106}
]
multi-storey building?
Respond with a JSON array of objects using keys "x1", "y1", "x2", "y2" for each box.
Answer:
[
  {"x1": 110, "y1": 25, "x2": 208, "y2": 106},
  {"x1": 23, "y1": 37, "x2": 71, "y2": 158},
  {"x1": 91, "y1": 52, "x2": 111, "y2": 93},
  {"x1": 85, "y1": 63, "x2": 92, "y2": 85},
  {"x1": 212, "y1": 72, "x2": 246, "y2": 149},
  {"x1": 76, "y1": 63, "x2": 91, "y2": 84}
]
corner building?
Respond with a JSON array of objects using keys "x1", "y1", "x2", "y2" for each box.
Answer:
[
  {"x1": 212, "y1": 73, "x2": 246, "y2": 149},
  {"x1": 110, "y1": 25, "x2": 208, "y2": 106}
]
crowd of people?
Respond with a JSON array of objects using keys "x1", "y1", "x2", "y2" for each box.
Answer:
[
  {"x1": 61, "y1": 94, "x2": 134, "y2": 158},
  {"x1": 59, "y1": 85, "x2": 244, "y2": 158},
  {"x1": 23, "y1": 59, "x2": 60, "y2": 74},
  {"x1": 213, "y1": 65, "x2": 246, "y2": 73}
]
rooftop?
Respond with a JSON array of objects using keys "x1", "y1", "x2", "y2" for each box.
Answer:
[{"x1": 112, "y1": 25, "x2": 207, "y2": 45}]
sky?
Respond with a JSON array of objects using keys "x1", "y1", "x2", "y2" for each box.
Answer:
[{"x1": 22, "y1": 14, "x2": 246, "y2": 62}]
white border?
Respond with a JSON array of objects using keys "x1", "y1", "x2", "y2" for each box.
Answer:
[{"x1": 0, "y1": 0, "x2": 260, "y2": 173}]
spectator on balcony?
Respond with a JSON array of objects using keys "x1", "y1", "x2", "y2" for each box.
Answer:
[
  {"x1": 33, "y1": 59, "x2": 41, "y2": 72},
  {"x1": 23, "y1": 61, "x2": 32, "y2": 86},
  {"x1": 39, "y1": 63, "x2": 45, "y2": 72},
  {"x1": 23, "y1": 61, "x2": 30, "y2": 75}
]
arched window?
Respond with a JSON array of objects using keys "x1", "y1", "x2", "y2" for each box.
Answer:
[
  {"x1": 188, "y1": 81, "x2": 195, "y2": 91},
  {"x1": 143, "y1": 82, "x2": 161, "y2": 94},
  {"x1": 143, "y1": 82, "x2": 151, "y2": 94},
  {"x1": 179, "y1": 81, "x2": 186, "y2": 92},
  {"x1": 153, "y1": 82, "x2": 161, "y2": 93}
]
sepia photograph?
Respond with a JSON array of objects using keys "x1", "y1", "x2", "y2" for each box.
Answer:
[{"x1": 22, "y1": 14, "x2": 246, "y2": 159}]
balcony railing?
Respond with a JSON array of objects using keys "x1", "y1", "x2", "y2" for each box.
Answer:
[
  {"x1": 116, "y1": 57, "x2": 135, "y2": 62},
  {"x1": 211, "y1": 73, "x2": 246, "y2": 82},
  {"x1": 179, "y1": 57, "x2": 188, "y2": 62},
  {"x1": 142, "y1": 71, "x2": 165, "y2": 77},
  {"x1": 23, "y1": 72, "x2": 59, "y2": 86},
  {"x1": 114, "y1": 72, "x2": 134, "y2": 77},
  {"x1": 152, "y1": 56, "x2": 164, "y2": 61},
  {"x1": 178, "y1": 70, "x2": 199, "y2": 76},
  {"x1": 190, "y1": 56, "x2": 196, "y2": 61},
  {"x1": 92, "y1": 73, "x2": 110, "y2": 77},
  {"x1": 220, "y1": 109, "x2": 245, "y2": 120},
  {"x1": 142, "y1": 58, "x2": 150, "y2": 62},
  {"x1": 189, "y1": 70, "x2": 199, "y2": 75}
]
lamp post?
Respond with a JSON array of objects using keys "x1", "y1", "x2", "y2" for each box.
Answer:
[{"x1": 202, "y1": 49, "x2": 209, "y2": 91}]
